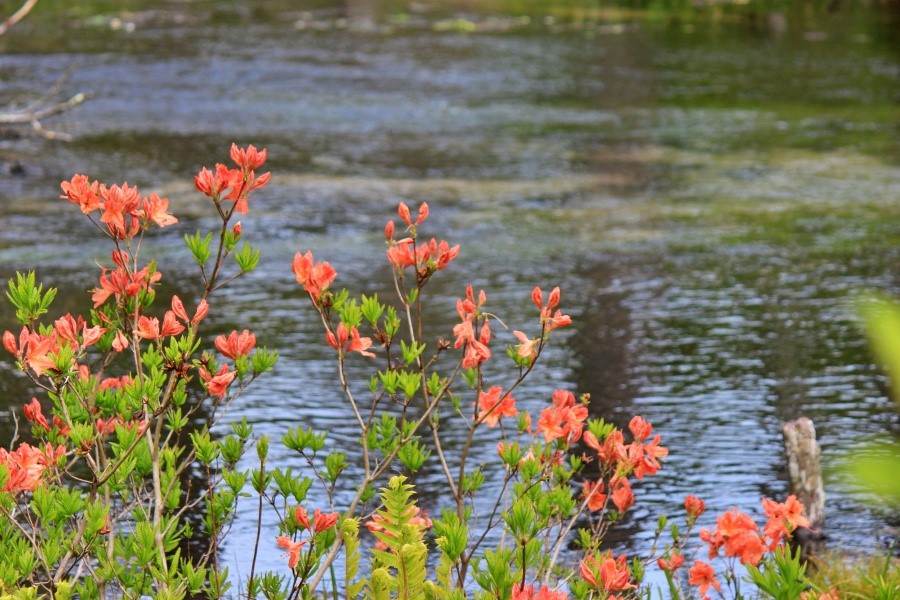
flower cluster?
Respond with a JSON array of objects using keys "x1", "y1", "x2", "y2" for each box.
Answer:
[
  {"x1": 385, "y1": 202, "x2": 460, "y2": 282},
  {"x1": 0, "y1": 442, "x2": 64, "y2": 494},
  {"x1": 277, "y1": 505, "x2": 340, "y2": 570},
  {"x1": 511, "y1": 582, "x2": 569, "y2": 600},
  {"x1": 325, "y1": 322, "x2": 375, "y2": 358},
  {"x1": 578, "y1": 416, "x2": 669, "y2": 518},
  {"x1": 642, "y1": 494, "x2": 816, "y2": 600},
  {"x1": 454, "y1": 285, "x2": 492, "y2": 369},
  {"x1": 195, "y1": 143, "x2": 271, "y2": 214},
  {"x1": 580, "y1": 552, "x2": 636, "y2": 597},
  {"x1": 60, "y1": 177, "x2": 177, "y2": 240},
  {"x1": 292, "y1": 250, "x2": 337, "y2": 304},
  {"x1": 532, "y1": 286, "x2": 572, "y2": 332},
  {"x1": 4, "y1": 313, "x2": 106, "y2": 377}
]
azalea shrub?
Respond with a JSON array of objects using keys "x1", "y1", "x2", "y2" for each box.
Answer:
[{"x1": 0, "y1": 145, "x2": 833, "y2": 600}]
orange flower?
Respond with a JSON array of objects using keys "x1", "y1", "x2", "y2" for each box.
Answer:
[
  {"x1": 477, "y1": 386, "x2": 517, "y2": 427},
  {"x1": 512, "y1": 330, "x2": 538, "y2": 364},
  {"x1": 628, "y1": 416, "x2": 653, "y2": 442},
  {"x1": 199, "y1": 364, "x2": 236, "y2": 398},
  {"x1": 112, "y1": 330, "x2": 129, "y2": 352},
  {"x1": 685, "y1": 495, "x2": 706, "y2": 522},
  {"x1": 312, "y1": 508, "x2": 339, "y2": 533},
  {"x1": 137, "y1": 193, "x2": 177, "y2": 228},
  {"x1": 171, "y1": 296, "x2": 189, "y2": 322},
  {"x1": 511, "y1": 583, "x2": 568, "y2": 600},
  {"x1": 387, "y1": 238, "x2": 416, "y2": 270},
  {"x1": 397, "y1": 201, "x2": 429, "y2": 227},
  {"x1": 537, "y1": 392, "x2": 587, "y2": 444},
  {"x1": 532, "y1": 286, "x2": 572, "y2": 331},
  {"x1": 580, "y1": 553, "x2": 635, "y2": 592},
  {"x1": 762, "y1": 495, "x2": 810, "y2": 546},
  {"x1": 60, "y1": 174, "x2": 101, "y2": 214},
  {"x1": 92, "y1": 263, "x2": 161, "y2": 308},
  {"x1": 611, "y1": 478, "x2": 634, "y2": 514},
  {"x1": 276, "y1": 536, "x2": 306, "y2": 570},
  {"x1": 627, "y1": 433, "x2": 668, "y2": 479},
  {"x1": 194, "y1": 144, "x2": 270, "y2": 214},
  {"x1": 161, "y1": 311, "x2": 185, "y2": 336},
  {"x1": 688, "y1": 560, "x2": 720, "y2": 597},
  {"x1": 728, "y1": 530, "x2": 766, "y2": 566},
  {"x1": 461, "y1": 336, "x2": 491, "y2": 369},
  {"x1": 294, "y1": 506, "x2": 310, "y2": 530},
  {"x1": 135, "y1": 316, "x2": 161, "y2": 340},
  {"x1": 657, "y1": 550, "x2": 684, "y2": 572},
  {"x1": 325, "y1": 322, "x2": 375, "y2": 358},
  {"x1": 23, "y1": 330, "x2": 58, "y2": 377},
  {"x1": 2, "y1": 330, "x2": 17, "y2": 355},
  {"x1": 23, "y1": 398, "x2": 49, "y2": 431},
  {"x1": 0, "y1": 442, "x2": 62, "y2": 493},
  {"x1": 99, "y1": 183, "x2": 142, "y2": 240},
  {"x1": 537, "y1": 405, "x2": 565, "y2": 442},
  {"x1": 716, "y1": 507, "x2": 757, "y2": 538},
  {"x1": 292, "y1": 251, "x2": 337, "y2": 303},
  {"x1": 582, "y1": 479, "x2": 606, "y2": 511},
  {"x1": 713, "y1": 507, "x2": 766, "y2": 566},
  {"x1": 195, "y1": 164, "x2": 240, "y2": 199},
  {"x1": 215, "y1": 329, "x2": 256, "y2": 359},
  {"x1": 230, "y1": 143, "x2": 267, "y2": 170}
]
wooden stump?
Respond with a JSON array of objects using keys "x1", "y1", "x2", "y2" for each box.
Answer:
[{"x1": 783, "y1": 417, "x2": 826, "y2": 556}]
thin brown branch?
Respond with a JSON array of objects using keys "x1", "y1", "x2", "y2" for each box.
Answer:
[{"x1": 0, "y1": 0, "x2": 39, "y2": 37}]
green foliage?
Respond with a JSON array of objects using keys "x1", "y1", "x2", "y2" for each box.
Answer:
[
  {"x1": 845, "y1": 295, "x2": 900, "y2": 502},
  {"x1": 745, "y1": 546, "x2": 811, "y2": 600},
  {"x1": 282, "y1": 425, "x2": 326, "y2": 453},
  {"x1": 6, "y1": 271, "x2": 56, "y2": 325},
  {"x1": 185, "y1": 231, "x2": 213, "y2": 266},
  {"x1": 234, "y1": 242, "x2": 261, "y2": 272},
  {"x1": 807, "y1": 551, "x2": 900, "y2": 600},
  {"x1": 363, "y1": 476, "x2": 431, "y2": 600},
  {"x1": 342, "y1": 518, "x2": 366, "y2": 599},
  {"x1": 397, "y1": 439, "x2": 431, "y2": 473},
  {"x1": 361, "y1": 294, "x2": 385, "y2": 325},
  {"x1": 859, "y1": 295, "x2": 900, "y2": 408},
  {"x1": 432, "y1": 510, "x2": 468, "y2": 562}
]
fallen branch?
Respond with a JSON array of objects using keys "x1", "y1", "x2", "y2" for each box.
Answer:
[{"x1": 0, "y1": 68, "x2": 90, "y2": 141}]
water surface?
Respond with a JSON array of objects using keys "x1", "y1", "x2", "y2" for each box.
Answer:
[{"x1": 1, "y1": 0, "x2": 899, "y2": 582}]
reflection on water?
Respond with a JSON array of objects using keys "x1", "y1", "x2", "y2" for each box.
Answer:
[{"x1": 1, "y1": 0, "x2": 899, "y2": 578}]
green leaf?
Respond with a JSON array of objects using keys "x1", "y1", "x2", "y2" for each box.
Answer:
[
  {"x1": 361, "y1": 294, "x2": 385, "y2": 325},
  {"x1": 234, "y1": 243, "x2": 261, "y2": 272},
  {"x1": 397, "y1": 440, "x2": 431, "y2": 473},
  {"x1": 342, "y1": 518, "x2": 366, "y2": 600},
  {"x1": 185, "y1": 231, "x2": 213, "y2": 266},
  {"x1": 324, "y1": 451, "x2": 347, "y2": 484},
  {"x1": 847, "y1": 441, "x2": 900, "y2": 501},
  {"x1": 858, "y1": 295, "x2": 900, "y2": 407},
  {"x1": 6, "y1": 271, "x2": 57, "y2": 325}
]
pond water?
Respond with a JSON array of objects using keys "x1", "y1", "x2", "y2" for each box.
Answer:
[{"x1": 2, "y1": 0, "x2": 899, "y2": 584}]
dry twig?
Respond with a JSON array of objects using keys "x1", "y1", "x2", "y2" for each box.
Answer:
[
  {"x1": 0, "y1": 0, "x2": 39, "y2": 37},
  {"x1": 0, "y1": 69, "x2": 90, "y2": 141}
]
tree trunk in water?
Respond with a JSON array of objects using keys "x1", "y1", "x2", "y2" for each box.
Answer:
[{"x1": 782, "y1": 417, "x2": 826, "y2": 557}]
